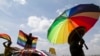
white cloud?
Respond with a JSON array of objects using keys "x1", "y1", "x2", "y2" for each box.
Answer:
[
  {"x1": 13, "y1": 0, "x2": 26, "y2": 5},
  {"x1": 83, "y1": 33, "x2": 100, "y2": 55},
  {"x1": 84, "y1": 43, "x2": 100, "y2": 55},
  {"x1": 90, "y1": 34, "x2": 100, "y2": 44},
  {"x1": 27, "y1": 16, "x2": 53, "y2": 33}
]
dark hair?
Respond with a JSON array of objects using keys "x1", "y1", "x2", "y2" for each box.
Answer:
[
  {"x1": 68, "y1": 26, "x2": 86, "y2": 44},
  {"x1": 29, "y1": 33, "x2": 32, "y2": 37}
]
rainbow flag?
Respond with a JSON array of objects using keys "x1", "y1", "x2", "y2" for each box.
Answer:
[
  {"x1": 17, "y1": 30, "x2": 38, "y2": 49},
  {"x1": 0, "y1": 33, "x2": 11, "y2": 41}
]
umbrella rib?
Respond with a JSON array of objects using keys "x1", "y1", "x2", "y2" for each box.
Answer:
[{"x1": 63, "y1": 20, "x2": 67, "y2": 44}]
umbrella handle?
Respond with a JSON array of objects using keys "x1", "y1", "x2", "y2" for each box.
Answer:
[{"x1": 84, "y1": 43, "x2": 88, "y2": 50}]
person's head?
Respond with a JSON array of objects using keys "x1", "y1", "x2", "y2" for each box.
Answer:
[
  {"x1": 28, "y1": 33, "x2": 33, "y2": 40},
  {"x1": 68, "y1": 26, "x2": 86, "y2": 44},
  {"x1": 29, "y1": 33, "x2": 32, "y2": 37}
]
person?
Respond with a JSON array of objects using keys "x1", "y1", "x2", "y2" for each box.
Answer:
[
  {"x1": 24, "y1": 33, "x2": 33, "y2": 49},
  {"x1": 69, "y1": 27, "x2": 86, "y2": 56},
  {"x1": 3, "y1": 40, "x2": 13, "y2": 56},
  {"x1": 70, "y1": 38, "x2": 85, "y2": 56},
  {"x1": 49, "y1": 47, "x2": 56, "y2": 56},
  {"x1": 24, "y1": 33, "x2": 37, "y2": 49}
]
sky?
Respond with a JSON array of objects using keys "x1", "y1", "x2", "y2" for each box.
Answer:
[{"x1": 0, "y1": 0, "x2": 100, "y2": 56}]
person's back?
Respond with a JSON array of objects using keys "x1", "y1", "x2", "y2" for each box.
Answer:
[
  {"x1": 24, "y1": 33, "x2": 38, "y2": 49},
  {"x1": 25, "y1": 33, "x2": 33, "y2": 49},
  {"x1": 69, "y1": 27, "x2": 85, "y2": 56},
  {"x1": 4, "y1": 47, "x2": 12, "y2": 56},
  {"x1": 70, "y1": 40, "x2": 84, "y2": 56}
]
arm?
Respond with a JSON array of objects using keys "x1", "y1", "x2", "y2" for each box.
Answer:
[
  {"x1": 80, "y1": 39, "x2": 84, "y2": 46},
  {"x1": 3, "y1": 41, "x2": 7, "y2": 47},
  {"x1": 79, "y1": 39, "x2": 88, "y2": 50}
]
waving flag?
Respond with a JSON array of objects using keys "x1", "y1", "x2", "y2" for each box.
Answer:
[
  {"x1": 17, "y1": 30, "x2": 38, "y2": 49},
  {"x1": 0, "y1": 33, "x2": 11, "y2": 41}
]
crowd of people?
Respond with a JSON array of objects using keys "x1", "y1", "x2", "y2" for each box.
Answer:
[
  {"x1": 2, "y1": 27, "x2": 88, "y2": 56},
  {"x1": 2, "y1": 33, "x2": 46, "y2": 56}
]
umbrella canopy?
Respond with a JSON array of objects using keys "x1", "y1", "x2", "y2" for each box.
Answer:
[{"x1": 47, "y1": 4, "x2": 100, "y2": 44}]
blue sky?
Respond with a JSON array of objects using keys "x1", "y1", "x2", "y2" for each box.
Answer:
[{"x1": 0, "y1": 0, "x2": 100, "y2": 56}]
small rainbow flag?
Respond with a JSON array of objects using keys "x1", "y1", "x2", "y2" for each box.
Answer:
[
  {"x1": 17, "y1": 30, "x2": 38, "y2": 49},
  {"x1": 0, "y1": 33, "x2": 11, "y2": 41}
]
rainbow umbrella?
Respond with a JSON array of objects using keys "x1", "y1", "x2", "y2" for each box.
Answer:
[{"x1": 47, "y1": 4, "x2": 100, "y2": 44}]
